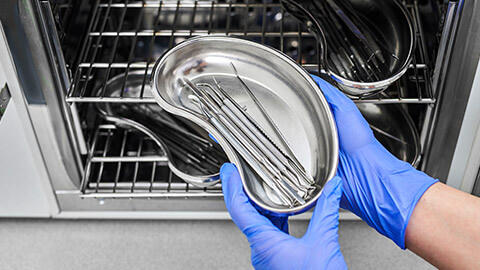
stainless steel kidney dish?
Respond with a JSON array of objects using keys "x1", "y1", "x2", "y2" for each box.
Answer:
[
  {"x1": 281, "y1": 0, "x2": 416, "y2": 97},
  {"x1": 151, "y1": 36, "x2": 338, "y2": 215},
  {"x1": 94, "y1": 71, "x2": 227, "y2": 187},
  {"x1": 357, "y1": 101, "x2": 420, "y2": 166}
]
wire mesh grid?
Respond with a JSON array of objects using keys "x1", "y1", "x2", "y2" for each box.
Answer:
[
  {"x1": 64, "y1": 0, "x2": 436, "y2": 197},
  {"x1": 65, "y1": 0, "x2": 435, "y2": 104},
  {"x1": 81, "y1": 123, "x2": 222, "y2": 197}
]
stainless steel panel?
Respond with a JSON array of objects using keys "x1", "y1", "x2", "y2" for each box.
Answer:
[
  {"x1": 0, "y1": 22, "x2": 59, "y2": 217},
  {"x1": 0, "y1": 0, "x2": 84, "y2": 190},
  {"x1": 473, "y1": 169, "x2": 480, "y2": 197},
  {"x1": 57, "y1": 192, "x2": 227, "y2": 212},
  {"x1": 446, "y1": 60, "x2": 480, "y2": 192},
  {"x1": 423, "y1": 0, "x2": 480, "y2": 181}
]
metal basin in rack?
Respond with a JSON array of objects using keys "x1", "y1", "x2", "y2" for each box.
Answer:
[
  {"x1": 281, "y1": 0, "x2": 416, "y2": 96},
  {"x1": 95, "y1": 71, "x2": 228, "y2": 187},
  {"x1": 357, "y1": 102, "x2": 420, "y2": 166}
]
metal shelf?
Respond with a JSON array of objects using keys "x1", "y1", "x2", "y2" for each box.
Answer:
[
  {"x1": 81, "y1": 124, "x2": 222, "y2": 198},
  {"x1": 67, "y1": 0, "x2": 436, "y2": 197},
  {"x1": 66, "y1": 0, "x2": 434, "y2": 105}
]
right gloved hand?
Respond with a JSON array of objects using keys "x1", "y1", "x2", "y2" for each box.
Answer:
[{"x1": 312, "y1": 75, "x2": 438, "y2": 249}]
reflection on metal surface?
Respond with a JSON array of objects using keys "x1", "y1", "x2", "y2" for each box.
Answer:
[
  {"x1": 0, "y1": 84, "x2": 10, "y2": 121},
  {"x1": 357, "y1": 100, "x2": 420, "y2": 167},
  {"x1": 281, "y1": 0, "x2": 415, "y2": 96}
]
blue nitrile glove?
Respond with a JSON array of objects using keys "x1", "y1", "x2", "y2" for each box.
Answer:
[
  {"x1": 311, "y1": 75, "x2": 438, "y2": 249},
  {"x1": 221, "y1": 163, "x2": 347, "y2": 270},
  {"x1": 210, "y1": 134, "x2": 289, "y2": 232}
]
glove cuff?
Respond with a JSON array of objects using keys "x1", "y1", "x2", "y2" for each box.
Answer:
[
  {"x1": 359, "y1": 143, "x2": 439, "y2": 249},
  {"x1": 388, "y1": 171, "x2": 438, "y2": 249}
]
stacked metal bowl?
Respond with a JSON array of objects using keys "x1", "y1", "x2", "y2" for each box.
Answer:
[{"x1": 281, "y1": 0, "x2": 415, "y2": 96}]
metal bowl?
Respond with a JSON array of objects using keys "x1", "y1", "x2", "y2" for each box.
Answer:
[
  {"x1": 95, "y1": 71, "x2": 226, "y2": 187},
  {"x1": 281, "y1": 0, "x2": 416, "y2": 96},
  {"x1": 151, "y1": 36, "x2": 338, "y2": 215},
  {"x1": 357, "y1": 102, "x2": 420, "y2": 166}
]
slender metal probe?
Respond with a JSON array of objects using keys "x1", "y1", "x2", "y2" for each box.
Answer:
[
  {"x1": 202, "y1": 82, "x2": 314, "y2": 189},
  {"x1": 228, "y1": 63, "x2": 310, "y2": 174},
  {"x1": 210, "y1": 77, "x2": 314, "y2": 186},
  {"x1": 183, "y1": 78, "x2": 307, "y2": 205}
]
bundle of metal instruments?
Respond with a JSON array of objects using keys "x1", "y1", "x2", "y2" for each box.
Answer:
[
  {"x1": 181, "y1": 63, "x2": 316, "y2": 207},
  {"x1": 124, "y1": 107, "x2": 227, "y2": 175},
  {"x1": 309, "y1": 0, "x2": 397, "y2": 82}
]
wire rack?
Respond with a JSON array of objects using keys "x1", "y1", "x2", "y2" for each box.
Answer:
[
  {"x1": 60, "y1": 0, "x2": 436, "y2": 197},
  {"x1": 81, "y1": 123, "x2": 223, "y2": 197},
  {"x1": 65, "y1": 0, "x2": 435, "y2": 104}
]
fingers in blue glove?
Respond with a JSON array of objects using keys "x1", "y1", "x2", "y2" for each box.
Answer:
[
  {"x1": 310, "y1": 75, "x2": 355, "y2": 112},
  {"x1": 220, "y1": 163, "x2": 281, "y2": 234},
  {"x1": 221, "y1": 163, "x2": 342, "y2": 237},
  {"x1": 221, "y1": 162, "x2": 346, "y2": 269},
  {"x1": 311, "y1": 74, "x2": 375, "y2": 152},
  {"x1": 221, "y1": 163, "x2": 289, "y2": 232},
  {"x1": 304, "y1": 176, "x2": 343, "y2": 244}
]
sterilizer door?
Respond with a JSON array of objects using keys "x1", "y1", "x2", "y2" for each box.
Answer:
[{"x1": 0, "y1": 22, "x2": 59, "y2": 217}]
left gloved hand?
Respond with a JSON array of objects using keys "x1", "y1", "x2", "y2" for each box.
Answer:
[
  {"x1": 221, "y1": 163, "x2": 347, "y2": 270},
  {"x1": 209, "y1": 134, "x2": 289, "y2": 232}
]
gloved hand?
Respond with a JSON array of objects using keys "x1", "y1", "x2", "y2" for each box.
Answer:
[
  {"x1": 221, "y1": 163, "x2": 347, "y2": 270},
  {"x1": 210, "y1": 134, "x2": 289, "y2": 232},
  {"x1": 311, "y1": 75, "x2": 438, "y2": 249}
]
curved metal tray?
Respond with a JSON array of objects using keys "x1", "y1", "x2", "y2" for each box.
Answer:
[
  {"x1": 151, "y1": 36, "x2": 338, "y2": 215},
  {"x1": 281, "y1": 0, "x2": 415, "y2": 96},
  {"x1": 357, "y1": 101, "x2": 420, "y2": 166},
  {"x1": 95, "y1": 71, "x2": 227, "y2": 187}
]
